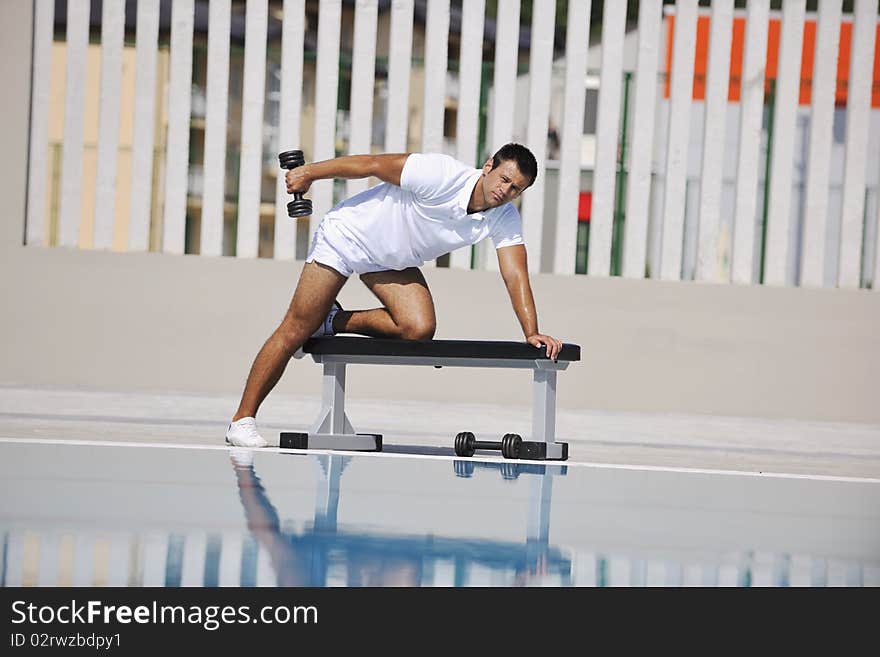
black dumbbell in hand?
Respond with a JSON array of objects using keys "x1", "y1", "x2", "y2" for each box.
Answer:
[{"x1": 278, "y1": 150, "x2": 313, "y2": 218}]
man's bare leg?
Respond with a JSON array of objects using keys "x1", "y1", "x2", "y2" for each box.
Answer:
[
  {"x1": 232, "y1": 262, "x2": 347, "y2": 421},
  {"x1": 333, "y1": 268, "x2": 437, "y2": 340}
]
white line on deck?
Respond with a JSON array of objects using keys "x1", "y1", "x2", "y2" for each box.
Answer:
[{"x1": 1, "y1": 436, "x2": 877, "y2": 484}]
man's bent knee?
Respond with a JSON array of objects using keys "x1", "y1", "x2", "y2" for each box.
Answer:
[
  {"x1": 398, "y1": 319, "x2": 436, "y2": 341},
  {"x1": 274, "y1": 323, "x2": 314, "y2": 355}
]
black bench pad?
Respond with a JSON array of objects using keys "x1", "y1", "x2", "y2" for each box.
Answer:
[{"x1": 302, "y1": 336, "x2": 581, "y2": 362}]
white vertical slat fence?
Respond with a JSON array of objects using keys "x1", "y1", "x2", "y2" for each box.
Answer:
[
  {"x1": 236, "y1": 0, "x2": 269, "y2": 259},
  {"x1": 200, "y1": 0, "x2": 232, "y2": 257},
  {"x1": 128, "y1": 0, "x2": 160, "y2": 252},
  {"x1": 23, "y1": 0, "x2": 880, "y2": 293},
  {"x1": 695, "y1": 0, "x2": 734, "y2": 283},
  {"x1": 659, "y1": 0, "x2": 698, "y2": 281},
  {"x1": 838, "y1": 0, "x2": 877, "y2": 288},
  {"x1": 347, "y1": 0, "x2": 379, "y2": 199},
  {"x1": 93, "y1": 0, "x2": 126, "y2": 250},
  {"x1": 622, "y1": 0, "x2": 663, "y2": 279},
  {"x1": 731, "y1": 0, "x2": 769, "y2": 285},
  {"x1": 553, "y1": 0, "x2": 592, "y2": 275},
  {"x1": 25, "y1": 0, "x2": 54, "y2": 246},
  {"x1": 801, "y1": 0, "x2": 843, "y2": 287},
  {"x1": 520, "y1": 1, "x2": 556, "y2": 273},
  {"x1": 162, "y1": 0, "x2": 195, "y2": 255},
  {"x1": 588, "y1": 0, "x2": 626, "y2": 277},
  {"x1": 450, "y1": 0, "x2": 485, "y2": 270},
  {"x1": 57, "y1": 0, "x2": 90, "y2": 248},
  {"x1": 275, "y1": 0, "x2": 306, "y2": 260},
  {"x1": 764, "y1": 0, "x2": 806, "y2": 287},
  {"x1": 311, "y1": 0, "x2": 342, "y2": 239}
]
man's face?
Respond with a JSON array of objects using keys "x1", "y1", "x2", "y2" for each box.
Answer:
[{"x1": 481, "y1": 158, "x2": 533, "y2": 208}]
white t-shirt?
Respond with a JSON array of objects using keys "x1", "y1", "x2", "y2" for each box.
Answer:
[{"x1": 320, "y1": 153, "x2": 524, "y2": 272}]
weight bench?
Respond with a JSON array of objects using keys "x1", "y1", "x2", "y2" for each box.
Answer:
[{"x1": 283, "y1": 337, "x2": 581, "y2": 461}]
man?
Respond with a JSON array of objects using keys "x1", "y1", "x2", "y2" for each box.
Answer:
[{"x1": 226, "y1": 143, "x2": 563, "y2": 447}]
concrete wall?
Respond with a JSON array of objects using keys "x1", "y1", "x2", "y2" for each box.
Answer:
[{"x1": 3, "y1": 2, "x2": 878, "y2": 424}]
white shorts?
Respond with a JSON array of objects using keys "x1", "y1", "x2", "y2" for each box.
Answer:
[{"x1": 306, "y1": 220, "x2": 389, "y2": 278}]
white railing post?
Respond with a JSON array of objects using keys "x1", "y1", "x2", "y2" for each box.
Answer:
[
  {"x1": 801, "y1": 0, "x2": 843, "y2": 287},
  {"x1": 421, "y1": 0, "x2": 450, "y2": 268},
  {"x1": 479, "y1": 0, "x2": 519, "y2": 272},
  {"x1": 57, "y1": 0, "x2": 90, "y2": 248},
  {"x1": 838, "y1": 0, "x2": 877, "y2": 288},
  {"x1": 659, "y1": 0, "x2": 698, "y2": 281},
  {"x1": 128, "y1": 0, "x2": 161, "y2": 252},
  {"x1": 385, "y1": 0, "x2": 414, "y2": 154},
  {"x1": 731, "y1": 0, "x2": 769, "y2": 285},
  {"x1": 695, "y1": 0, "x2": 734, "y2": 283},
  {"x1": 421, "y1": 0, "x2": 449, "y2": 155},
  {"x1": 450, "y1": 0, "x2": 485, "y2": 270},
  {"x1": 93, "y1": 0, "x2": 126, "y2": 251},
  {"x1": 311, "y1": 0, "x2": 343, "y2": 239},
  {"x1": 764, "y1": 0, "x2": 806, "y2": 287},
  {"x1": 201, "y1": 0, "x2": 232, "y2": 257},
  {"x1": 588, "y1": 0, "x2": 626, "y2": 277},
  {"x1": 275, "y1": 0, "x2": 306, "y2": 261},
  {"x1": 553, "y1": 0, "x2": 591, "y2": 275},
  {"x1": 346, "y1": 0, "x2": 379, "y2": 199},
  {"x1": 162, "y1": 0, "x2": 195, "y2": 255},
  {"x1": 623, "y1": 0, "x2": 663, "y2": 279},
  {"x1": 236, "y1": 0, "x2": 269, "y2": 259},
  {"x1": 26, "y1": 0, "x2": 55, "y2": 247},
  {"x1": 521, "y1": 1, "x2": 556, "y2": 273}
]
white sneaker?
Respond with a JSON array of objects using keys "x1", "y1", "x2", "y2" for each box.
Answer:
[
  {"x1": 311, "y1": 300, "x2": 343, "y2": 337},
  {"x1": 225, "y1": 417, "x2": 268, "y2": 448}
]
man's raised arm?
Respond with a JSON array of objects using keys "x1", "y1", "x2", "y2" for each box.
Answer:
[{"x1": 286, "y1": 153, "x2": 410, "y2": 193}]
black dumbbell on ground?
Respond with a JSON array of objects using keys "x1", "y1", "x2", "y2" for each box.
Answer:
[
  {"x1": 453, "y1": 431, "x2": 522, "y2": 459},
  {"x1": 278, "y1": 149, "x2": 313, "y2": 218}
]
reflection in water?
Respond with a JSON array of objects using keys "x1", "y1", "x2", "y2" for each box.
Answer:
[
  {"x1": 0, "y1": 453, "x2": 574, "y2": 587},
  {"x1": 1, "y1": 450, "x2": 877, "y2": 587},
  {"x1": 230, "y1": 450, "x2": 572, "y2": 586}
]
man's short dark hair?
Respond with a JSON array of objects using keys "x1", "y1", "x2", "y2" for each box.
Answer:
[{"x1": 490, "y1": 143, "x2": 538, "y2": 184}]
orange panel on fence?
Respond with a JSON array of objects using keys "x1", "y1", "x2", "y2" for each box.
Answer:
[{"x1": 664, "y1": 12, "x2": 880, "y2": 108}]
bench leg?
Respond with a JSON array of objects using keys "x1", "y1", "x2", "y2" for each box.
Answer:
[
  {"x1": 280, "y1": 362, "x2": 381, "y2": 452},
  {"x1": 312, "y1": 362, "x2": 356, "y2": 435},
  {"x1": 529, "y1": 369, "x2": 567, "y2": 460}
]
